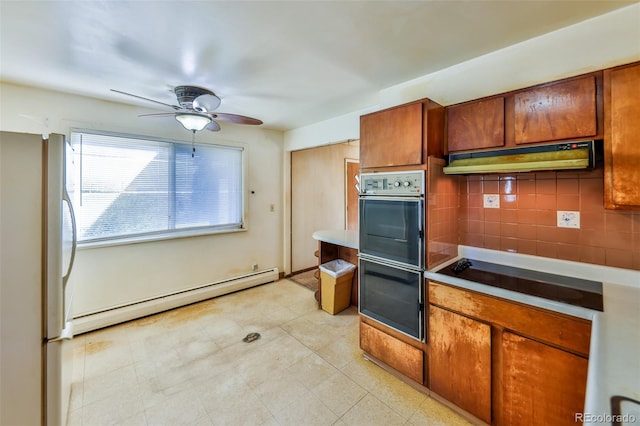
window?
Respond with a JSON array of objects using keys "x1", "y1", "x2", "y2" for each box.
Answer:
[{"x1": 70, "y1": 130, "x2": 244, "y2": 244}]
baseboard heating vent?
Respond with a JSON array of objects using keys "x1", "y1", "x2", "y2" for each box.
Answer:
[{"x1": 73, "y1": 268, "x2": 279, "y2": 334}]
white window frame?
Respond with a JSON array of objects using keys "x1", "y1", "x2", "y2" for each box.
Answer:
[{"x1": 69, "y1": 129, "x2": 248, "y2": 248}]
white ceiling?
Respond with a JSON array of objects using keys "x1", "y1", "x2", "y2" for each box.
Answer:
[{"x1": 0, "y1": 1, "x2": 634, "y2": 132}]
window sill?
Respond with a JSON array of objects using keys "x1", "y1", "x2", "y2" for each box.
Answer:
[{"x1": 77, "y1": 226, "x2": 247, "y2": 250}]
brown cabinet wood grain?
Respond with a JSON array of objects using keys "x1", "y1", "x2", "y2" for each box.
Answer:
[
  {"x1": 427, "y1": 281, "x2": 591, "y2": 425},
  {"x1": 428, "y1": 305, "x2": 492, "y2": 423},
  {"x1": 446, "y1": 97, "x2": 505, "y2": 152},
  {"x1": 360, "y1": 321, "x2": 424, "y2": 384},
  {"x1": 514, "y1": 75, "x2": 597, "y2": 145},
  {"x1": 604, "y1": 62, "x2": 640, "y2": 210},
  {"x1": 501, "y1": 331, "x2": 588, "y2": 426},
  {"x1": 360, "y1": 99, "x2": 443, "y2": 170},
  {"x1": 360, "y1": 102, "x2": 423, "y2": 168}
]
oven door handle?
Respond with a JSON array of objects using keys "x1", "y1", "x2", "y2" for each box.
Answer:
[
  {"x1": 359, "y1": 196, "x2": 423, "y2": 202},
  {"x1": 359, "y1": 254, "x2": 423, "y2": 273}
]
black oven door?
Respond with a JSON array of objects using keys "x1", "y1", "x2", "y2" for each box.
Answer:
[
  {"x1": 359, "y1": 257, "x2": 424, "y2": 341},
  {"x1": 359, "y1": 197, "x2": 423, "y2": 269}
]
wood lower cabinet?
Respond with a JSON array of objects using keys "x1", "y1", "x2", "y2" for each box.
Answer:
[
  {"x1": 360, "y1": 320, "x2": 424, "y2": 384},
  {"x1": 514, "y1": 75, "x2": 598, "y2": 145},
  {"x1": 428, "y1": 281, "x2": 591, "y2": 425},
  {"x1": 501, "y1": 331, "x2": 588, "y2": 426},
  {"x1": 428, "y1": 305, "x2": 492, "y2": 423},
  {"x1": 604, "y1": 61, "x2": 640, "y2": 210}
]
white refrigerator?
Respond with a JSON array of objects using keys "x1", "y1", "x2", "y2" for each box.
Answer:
[{"x1": 1, "y1": 132, "x2": 77, "y2": 426}]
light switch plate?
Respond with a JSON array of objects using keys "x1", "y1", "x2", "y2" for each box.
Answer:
[
  {"x1": 557, "y1": 211, "x2": 580, "y2": 228},
  {"x1": 483, "y1": 194, "x2": 500, "y2": 208}
]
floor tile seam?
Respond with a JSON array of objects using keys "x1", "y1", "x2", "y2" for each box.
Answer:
[
  {"x1": 367, "y1": 386, "x2": 424, "y2": 422},
  {"x1": 311, "y1": 377, "x2": 369, "y2": 420},
  {"x1": 68, "y1": 381, "x2": 85, "y2": 413},
  {"x1": 268, "y1": 388, "x2": 339, "y2": 424},
  {"x1": 80, "y1": 382, "x2": 144, "y2": 409},
  {"x1": 332, "y1": 390, "x2": 369, "y2": 423},
  {"x1": 289, "y1": 357, "x2": 342, "y2": 392},
  {"x1": 80, "y1": 387, "x2": 147, "y2": 421},
  {"x1": 311, "y1": 346, "x2": 356, "y2": 372},
  {"x1": 140, "y1": 382, "x2": 211, "y2": 423},
  {"x1": 80, "y1": 362, "x2": 140, "y2": 396}
]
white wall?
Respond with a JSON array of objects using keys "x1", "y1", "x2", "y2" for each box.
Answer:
[
  {"x1": 283, "y1": 3, "x2": 640, "y2": 149},
  {"x1": 0, "y1": 83, "x2": 284, "y2": 316}
]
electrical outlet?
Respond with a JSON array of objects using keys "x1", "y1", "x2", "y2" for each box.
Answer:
[
  {"x1": 557, "y1": 211, "x2": 580, "y2": 228},
  {"x1": 252, "y1": 263, "x2": 259, "y2": 271},
  {"x1": 483, "y1": 194, "x2": 500, "y2": 208}
]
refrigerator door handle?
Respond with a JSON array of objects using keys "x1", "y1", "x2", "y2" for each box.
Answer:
[{"x1": 61, "y1": 194, "x2": 76, "y2": 283}]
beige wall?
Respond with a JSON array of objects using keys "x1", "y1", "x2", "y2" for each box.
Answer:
[
  {"x1": 290, "y1": 142, "x2": 359, "y2": 272},
  {"x1": 284, "y1": 3, "x2": 640, "y2": 149},
  {"x1": 0, "y1": 83, "x2": 284, "y2": 316}
]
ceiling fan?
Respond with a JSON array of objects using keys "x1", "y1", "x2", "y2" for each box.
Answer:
[{"x1": 110, "y1": 85, "x2": 263, "y2": 133}]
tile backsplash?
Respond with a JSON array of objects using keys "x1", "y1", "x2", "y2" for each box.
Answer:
[{"x1": 458, "y1": 168, "x2": 640, "y2": 271}]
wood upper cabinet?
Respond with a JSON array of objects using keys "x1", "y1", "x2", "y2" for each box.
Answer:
[
  {"x1": 514, "y1": 75, "x2": 598, "y2": 145},
  {"x1": 428, "y1": 305, "x2": 492, "y2": 423},
  {"x1": 501, "y1": 331, "x2": 589, "y2": 426},
  {"x1": 361, "y1": 102, "x2": 422, "y2": 168},
  {"x1": 446, "y1": 97, "x2": 505, "y2": 152},
  {"x1": 360, "y1": 99, "x2": 443, "y2": 169},
  {"x1": 604, "y1": 62, "x2": 640, "y2": 210},
  {"x1": 445, "y1": 72, "x2": 604, "y2": 153}
]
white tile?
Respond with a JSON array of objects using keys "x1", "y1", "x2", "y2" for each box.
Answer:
[
  {"x1": 340, "y1": 394, "x2": 406, "y2": 426},
  {"x1": 81, "y1": 385, "x2": 145, "y2": 426},
  {"x1": 312, "y1": 372, "x2": 367, "y2": 417},
  {"x1": 82, "y1": 364, "x2": 139, "y2": 406},
  {"x1": 72, "y1": 279, "x2": 456, "y2": 426},
  {"x1": 144, "y1": 387, "x2": 211, "y2": 426}
]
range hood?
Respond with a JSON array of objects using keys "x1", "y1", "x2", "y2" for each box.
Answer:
[{"x1": 443, "y1": 140, "x2": 600, "y2": 175}]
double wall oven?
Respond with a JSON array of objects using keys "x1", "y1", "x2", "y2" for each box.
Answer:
[{"x1": 358, "y1": 171, "x2": 425, "y2": 341}]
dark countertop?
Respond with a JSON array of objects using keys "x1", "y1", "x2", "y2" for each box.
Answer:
[{"x1": 435, "y1": 258, "x2": 603, "y2": 311}]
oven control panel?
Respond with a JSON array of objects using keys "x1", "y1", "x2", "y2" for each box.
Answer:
[{"x1": 360, "y1": 171, "x2": 424, "y2": 196}]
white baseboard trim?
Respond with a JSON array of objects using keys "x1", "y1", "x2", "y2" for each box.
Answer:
[{"x1": 72, "y1": 268, "x2": 279, "y2": 334}]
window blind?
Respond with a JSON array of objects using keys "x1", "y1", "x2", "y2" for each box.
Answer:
[{"x1": 70, "y1": 131, "x2": 243, "y2": 243}]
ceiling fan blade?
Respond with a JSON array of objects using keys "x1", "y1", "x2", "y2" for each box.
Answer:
[
  {"x1": 205, "y1": 121, "x2": 221, "y2": 132},
  {"x1": 111, "y1": 89, "x2": 180, "y2": 110},
  {"x1": 192, "y1": 94, "x2": 221, "y2": 112},
  {"x1": 138, "y1": 112, "x2": 176, "y2": 117},
  {"x1": 209, "y1": 112, "x2": 263, "y2": 125}
]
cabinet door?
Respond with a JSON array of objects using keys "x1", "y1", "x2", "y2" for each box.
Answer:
[
  {"x1": 501, "y1": 331, "x2": 588, "y2": 426},
  {"x1": 428, "y1": 305, "x2": 492, "y2": 423},
  {"x1": 360, "y1": 102, "x2": 423, "y2": 168},
  {"x1": 360, "y1": 321, "x2": 424, "y2": 384},
  {"x1": 514, "y1": 75, "x2": 597, "y2": 144},
  {"x1": 605, "y1": 63, "x2": 640, "y2": 209},
  {"x1": 447, "y1": 97, "x2": 505, "y2": 152}
]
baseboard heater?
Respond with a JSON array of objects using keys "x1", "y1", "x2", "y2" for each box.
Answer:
[{"x1": 73, "y1": 268, "x2": 279, "y2": 334}]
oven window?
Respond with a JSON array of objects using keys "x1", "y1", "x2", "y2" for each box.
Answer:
[
  {"x1": 359, "y1": 258, "x2": 423, "y2": 340},
  {"x1": 359, "y1": 198, "x2": 422, "y2": 268}
]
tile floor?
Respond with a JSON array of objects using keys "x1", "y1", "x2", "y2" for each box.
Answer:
[{"x1": 68, "y1": 279, "x2": 471, "y2": 425}]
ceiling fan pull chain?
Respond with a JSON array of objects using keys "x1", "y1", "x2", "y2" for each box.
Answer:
[{"x1": 191, "y1": 130, "x2": 196, "y2": 158}]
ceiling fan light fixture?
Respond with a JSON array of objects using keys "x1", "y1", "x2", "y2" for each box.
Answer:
[{"x1": 175, "y1": 112, "x2": 212, "y2": 132}]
